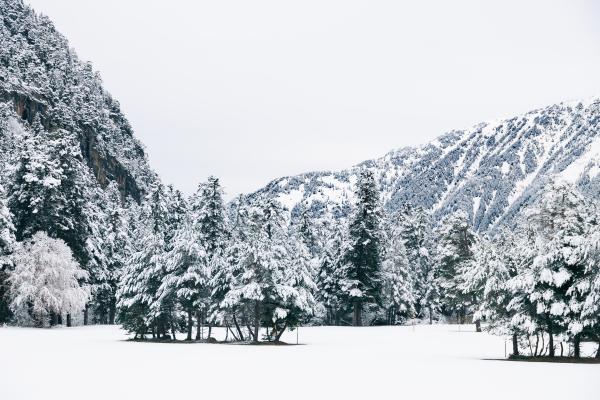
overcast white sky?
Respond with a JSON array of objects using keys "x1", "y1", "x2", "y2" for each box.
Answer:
[{"x1": 25, "y1": 0, "x2": 600, "y2": 197}]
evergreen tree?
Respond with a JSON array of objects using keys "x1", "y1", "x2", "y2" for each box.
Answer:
[
  {"x1": 459, "y1": 234, "x2": 509, "y2": 332},
  {"x1": 381, "y1": 215, "x2": 415, "y2": 325},
  {"x1": 393, "y1": 205, "x2": 437, "y2": 322},
  {"x1": 523, "y1": 180, "x2": 590, "y2": 357},
  {"x1": 0, "y1": 184, "x2": 16, "y2": 322},
  {"x1": 116, "y1": 204, "x2": 163, "y2": 338},
  {"x1": 435, "y1": 210, "x2": 476, "y2": 323},
  {"x1": 191, "y1": 176, "x2": 227, "y2": 339},
  {"x1": 580, "y1": 227, "x2": 600, "y2": 358},
  {"x1": 161, "y1": 215, "x2": 208, "y2": 340},
  {"x1": 316, "y1": 220, "x2": 348, "y2": 325},
  {"x1": 343, "y1": 169, "x2": 383, "y2": 326},
  {"x1": 223, "y1": 199, "x2": 316, "y2": 342}
]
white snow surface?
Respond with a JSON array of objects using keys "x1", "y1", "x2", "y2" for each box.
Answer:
[{"x1": 1, "y1": 324, "x2": 598, "y2": 400}]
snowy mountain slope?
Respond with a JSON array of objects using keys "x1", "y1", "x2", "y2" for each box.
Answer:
[
  {"x1": 248, "y1": 98, "x2": 600, "y2": 231},
  {"x1": 0, "y1": 0, "x2": 157, "y2": 200}
]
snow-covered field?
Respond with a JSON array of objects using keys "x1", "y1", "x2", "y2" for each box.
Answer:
[{"x1": 1, "y1": 324, "x2": 598, "y2": 400}]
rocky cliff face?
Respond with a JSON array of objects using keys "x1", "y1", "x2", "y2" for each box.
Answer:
[
  {"x1": 0, "y1": 0, "x2": 155, "y2": 201},
  {"x1": 249, "y1": 98, "x2": 600, "y2": 231}
]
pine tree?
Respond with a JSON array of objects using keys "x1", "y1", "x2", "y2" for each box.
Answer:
[
  {"x1": 393, "y1": 205, "x2": 437, "y2": 322},
  {"x1": 343, "y1": 169, "x2": 383, "y2": 326},
  {"x1": 94, "y1": 182, "x2": 128, "y2": 324},
  {"x1": 0, "y1": 184, "x2": 16, "y2": 323},
  {"x1": 316, "y1": 220, "x2": 348, "y2": 325},
  {"x1": 191, "y1": 176, "x2": 227, "y2": 339},
  {"x1": 435, "y1": 210, "x2": 476, "y2": 324},
  {"x1": 381, "y1": 215, "x2": 415, "y2": 325},
  {"x1": 116, "y1": 205, "x2": 163, "y2": 338},
  {"x1": 161, "y1": 215, "x2": 208, "y2": 341},
  {"x1": 459, "y1": 234, "x2": 509, "y2": 332},
  {"x1": 524, "y1": 181, "x2": 590, "y2": 357},
  {"x1": 580, "y1": 227, "x2": 600, "y2": 358},
  {"x1": 223, "y1": 199, "x2": 316, "y2": 342}
]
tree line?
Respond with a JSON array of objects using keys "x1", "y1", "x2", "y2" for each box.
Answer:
[{"x1": 1, "y1": 124, "x2": 600, "y2": 354}]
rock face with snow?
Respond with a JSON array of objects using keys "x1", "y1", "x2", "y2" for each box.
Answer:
[
  {"x1": 249, "y1": 98, "x2": 600, "y2": 231},
  {"x1": 0, "y1": 0, "x2": 156, "y2": 200}
]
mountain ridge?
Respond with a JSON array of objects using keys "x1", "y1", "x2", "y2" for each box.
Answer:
[{"x1": 248, "y1": 97, "x2": 600, "y2": 230}]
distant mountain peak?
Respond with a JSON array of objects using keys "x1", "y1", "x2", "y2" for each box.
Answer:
[{"x1": 249, "y1": 97, "x2": 600, "y2": 231}]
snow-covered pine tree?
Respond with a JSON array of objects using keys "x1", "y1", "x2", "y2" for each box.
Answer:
[
  {"x1": 116, "y1": 203, "x2": 164, "y2": 338},
  {"x1": 481, "y1": 227, "x2": 528, "y2": 355},
  {"x1": 343, "y1": 169, "x2": 383, "y2": 326},
  {"x1": 580, "y1": 226, "x2": 600, "y2": 358},
  {"x1": 208, "y1": 196, "x2": 250, "y2": 341},
  {"x1": 381, "y1": 214, "x2": 415, "y2": 325},
  {"x1": 161, "y1": 215, "x2": 208, "y2": 340},
  {"x1": 8, "y1": 231, "x2": 90, "y2": 327},
  {"x1": 0, "y1": 184, "x2": 16, "y2": 323},
  {"x1": 275, "y1": 227, "x2": 318, "y2": 340},
  {"x1": 393, "y1": 205, "x2": 437, "y2": 322},
  {"x1": 297, "y1": 203, "x2": 318, "y2": 257},
  {"x1": 117, "y1": 184, "x2": 175, "y2": 338},
  {"x1": 190, "y1": 176, "x2": 227, "y2": 339},
  {"x1": 459, "y1": 234, "x2": 510, "y2": 332},
  {"x1": 222, "y1": 199, "x2": 316, "y2": 342},
  {"x1": 316, "y1": 219, "x2": 348, "y2": 325},
  {"x1": 93, "y1": 182, "x2": 128, "y2": 324},
  {"x1": 512, "y1": 180, "x2": 590, "y2": 357},
  {"x1": 191, "y1": 176, "x2": 227, "y2": 254},
  {"x1": 435, "y1": 210, "x2": 476, "y2": 324}
]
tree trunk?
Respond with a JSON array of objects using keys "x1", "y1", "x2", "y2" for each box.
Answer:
[
  {"x1": 57, "y1": 314, "x2": 63, "y2": 325},
  {"x1": 66, "y1": 313, "x2": 72, "y2": 327},
  {"x1": 548, "y1": 323, "x2": 555, "y2": 357},
  {"x1": 108, "y1": 300, "x2": 116, "y2": 325},
  {"x1": 353, "y1": 301, "x2": 362, "y2": 327},
  {"x1": 233, "y1": 314, "x2": 245, "y2": 341},
  {"x1": 512, "y1": 333, "x2": 519, "y2": 356},
  {"x1": 275, "y1": 323, "x2": 288, "y2": 342},
  {"x1": 574, "y1": 335, "x2": 581, "y2": 358},
  {"x1": 475, "y1": 319, "x2": 481, "y2": 333},
  {"x1": 429, "y1": 306, "x2": 433, "y2": 325},
  {"x1": 595, "y1": 340, "x2": 600, "y2": 359},
  {"x1": 196, "y1": 310, "x2": 202, "y2": 340},
  {"x1": 83, "y1": 305, "x2": 89, "y2": 326},
  {"x1": 186, "y1": 309, "x2": 193, "y2": 341},
  {"x1": 169, "y1": 309, "x2": 177, "y2": 341},
  {"x1": 253, "y1": 301, "x2": 260, "y2": 343},
  {"x1": 50, "y1": 312, "x2": 58, "y2": 326}
]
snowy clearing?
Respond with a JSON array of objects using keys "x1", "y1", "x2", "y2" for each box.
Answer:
[{"x1": 1, "y1": 324, "x2": 598, "y2": 400}]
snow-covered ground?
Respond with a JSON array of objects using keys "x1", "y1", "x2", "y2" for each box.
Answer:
[{"x1": 1, "y1": 324, "x2": 598, "y2": 400}]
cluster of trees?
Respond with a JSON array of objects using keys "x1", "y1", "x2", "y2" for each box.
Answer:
[
  {"x1": 461, "y1": 181, "x2": 600, "y2": 358},
  {"x1": 0, "y1": 111, "x2": 132, "y2": 326},
  {"x1": 2, "y1": 108, "x2": 599, "y2": 354}
]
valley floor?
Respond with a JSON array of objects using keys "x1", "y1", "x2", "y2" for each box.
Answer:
[{"x1": 0, "y1": 324, "x2": 598, "y2": 400}]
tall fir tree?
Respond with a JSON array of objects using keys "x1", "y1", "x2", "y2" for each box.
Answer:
[
  {"x1": 191, "y1": 176, "x2": 227, "y2": 339},
  {"x1": 435, "y1": 210, "x2": 476, "y2": 323},
  {"x1": 316, "y1": 220, "x2": 348, "y2": 325},
  {"x1": 0, "y1": 184, "x2": 16, "y2": 322},
  {"x1": 343, "y1": 169, "x2": 383, "y2": 326},
  {"x1": 381, "y1": 213, "x2": 415, "y2": 325}
]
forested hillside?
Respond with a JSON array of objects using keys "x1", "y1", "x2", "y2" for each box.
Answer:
[{"x1": 0, "y1": 0, "x2": 158, "y2": 324}]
